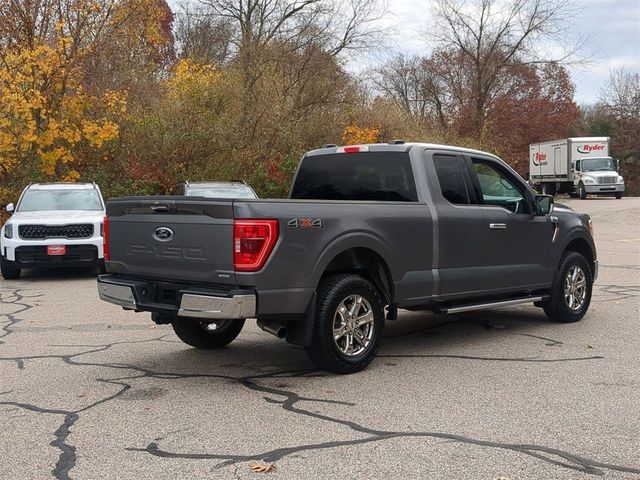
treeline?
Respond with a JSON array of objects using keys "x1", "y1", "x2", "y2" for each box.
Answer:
[{"x1": 1, "y1": 0, "x2": 638, "y2": 210}]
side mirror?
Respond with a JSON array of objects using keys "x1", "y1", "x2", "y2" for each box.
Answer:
[
  {"x1": 6, "y1": 203, "x2": 14, "y2": 214},
  {"x1": 534, "y1": 194, "x2": 554, "y2": 215}
]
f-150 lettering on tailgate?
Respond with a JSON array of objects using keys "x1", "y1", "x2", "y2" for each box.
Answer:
[{"x1": 127, "y1": 243, "x2": 207, "y2": 260}]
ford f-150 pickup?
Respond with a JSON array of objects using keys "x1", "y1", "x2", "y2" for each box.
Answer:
[{"x1": 97, "y1": 143, "x2": 597, "y2": 373}]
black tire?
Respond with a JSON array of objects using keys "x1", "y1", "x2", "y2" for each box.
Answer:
[
  {"x1": 172, "y1": 317, "x2": 245, "y2": 349},
  {"x1": 305, "y1": 274, "x2": 385, "y2": 374},
  {"x1": 543, "y1": 251, "x2": 593, "y2": 323},
  {"x1": 615, "y1": 193, "x2": 623, "y2": 199},
  {"x1": 578, "y1": 182, "x2": 587, "y2": 200},
  {"x1": 1, "y1": 257, "x2": 21, "y2": 280}
]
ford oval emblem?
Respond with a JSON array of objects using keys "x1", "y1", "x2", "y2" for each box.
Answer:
[{"x1": 153, "y1": 226, "x2": 174, "y2": 242}]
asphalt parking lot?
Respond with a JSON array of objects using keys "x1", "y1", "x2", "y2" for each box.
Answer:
[{"x1": 1, "y1": 197, "x2": 639, "y2": 480}]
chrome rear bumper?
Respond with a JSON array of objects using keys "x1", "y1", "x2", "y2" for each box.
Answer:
[
  {"x1": 178, "y1": 293, "x2": 255, "y2": 319},
  {"x1": 97, "y1": 277, "x2": 256, "y2": 319},
  {"x1": 98, "y1": 282, "x2": 136, "y2": 309}
]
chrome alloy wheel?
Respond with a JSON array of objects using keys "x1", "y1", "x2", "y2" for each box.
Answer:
[
  {"x1": 564, "y1": 266, "x2": 587, "y2": 311},
  {"x1": 199, "y1": 320, "x2": 232, "y2": 333},
  {"x1": 333, "y1": 295, "x2": 375, "y2": 356}
]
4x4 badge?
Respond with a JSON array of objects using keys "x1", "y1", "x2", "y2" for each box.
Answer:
[{"x1": 288, "y1": 218, "x2": 324, "y2": 229}]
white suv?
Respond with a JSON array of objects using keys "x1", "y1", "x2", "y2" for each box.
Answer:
[{"x1": 1, "y1": 183, "x2": 106, "y2": 280}]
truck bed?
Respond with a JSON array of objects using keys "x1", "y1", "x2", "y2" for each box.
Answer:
[{"x1": 105, "y1": 196, "x2": 435, "y2": 316}]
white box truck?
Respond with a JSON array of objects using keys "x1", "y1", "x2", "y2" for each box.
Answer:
[{"x1": 529, "y1": 137, "x2": 625, "y2": 199}]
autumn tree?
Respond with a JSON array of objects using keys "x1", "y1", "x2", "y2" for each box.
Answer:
[
  {"x1": 0, "y1": 26, "x2": 124, "y2": 181},
  {"x1": 0, "y1": 0, "x2": 174, "y2": 204},
  {"x1": 432, "y1": 0, "x2": 587, "y2": 136},
  {"x1": 597, "y1": 69, "x2": 640, "y2": 195}
]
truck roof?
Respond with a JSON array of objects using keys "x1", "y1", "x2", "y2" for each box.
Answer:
[
  {"x1": 305, "y1": 142, "x2": 501, "y2": 160},
  {"x1": 531, "y1": 137, "x2": 610, "y2": 145}
]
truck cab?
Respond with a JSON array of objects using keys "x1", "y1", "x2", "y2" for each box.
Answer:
[{"x1": 572, "y1": 157, "x2": 624, "y2": 199}]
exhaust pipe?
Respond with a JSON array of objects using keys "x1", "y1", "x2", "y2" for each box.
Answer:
[{"x1": 257, "y1": 320, "x2": 287, "y2": 339}]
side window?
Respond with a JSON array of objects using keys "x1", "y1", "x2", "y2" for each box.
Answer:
[
  {"x1": 433, "y1": 155, "x2": 470, "y2": 205},
  {"x1": 575, "y1": 160, "x2": 581, "y2": 172},
  {"x1": 472, "y1": 159, "x2": 527, "y2": 213}
]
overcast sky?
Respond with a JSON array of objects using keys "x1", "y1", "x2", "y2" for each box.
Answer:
[
  {"x1": 376, "y1": 0, "x2": 640, "y2": 104},
  {"x1": 171, "y1": 0, "x2": 639, "y2": 104}
]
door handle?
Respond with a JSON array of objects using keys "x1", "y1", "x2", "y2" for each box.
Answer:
[{"x1": 489, "y1": 223, "x2": 507, "y2": 230}]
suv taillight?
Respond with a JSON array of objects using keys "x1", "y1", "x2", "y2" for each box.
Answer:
[
  {"x1": 233, "y1": 219, "x2": 278, "y2": 272},
  {"x1": 103, "y1": 216, "x2": 110, "y2": 260}
]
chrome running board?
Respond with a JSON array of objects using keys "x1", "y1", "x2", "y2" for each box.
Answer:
[{"x1": 441, "y1": 296, "x2": 547, "y2": 314}]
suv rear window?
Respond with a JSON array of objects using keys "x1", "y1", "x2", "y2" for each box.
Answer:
[{"x1": 290, "y1": 152, "x2": 418, "y2": 201}]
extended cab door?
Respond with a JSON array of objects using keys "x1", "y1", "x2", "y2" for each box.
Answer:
[
  {"x1": 464, "y1": 155, "x2": 553, "y2": 291},
  {"x1": 424, "y1": 150, "x2": 494, "y2": 299}
]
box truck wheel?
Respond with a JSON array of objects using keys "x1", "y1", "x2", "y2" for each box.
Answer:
[
  {"x1": 578, "y1": 182, "x2": 587, "y2": 199},
  {"x1": 541, "y1": 183, "x2": 556, "y2": 196}
]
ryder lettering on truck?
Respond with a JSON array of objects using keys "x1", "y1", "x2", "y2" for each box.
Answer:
[
  {"x1": 532, "y1": 152, "x2": 547, "y2": 166},
  {"x1": 577, "y1": 144, "x2": 605, "y2": 154}
]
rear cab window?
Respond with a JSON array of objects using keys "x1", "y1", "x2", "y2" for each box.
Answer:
[
  {"x1": 432, "y1": 154, "x2": 471, "y2": 205},
  {"x1": 291, "y1": 152, "x2": 418, "y2": 202}
]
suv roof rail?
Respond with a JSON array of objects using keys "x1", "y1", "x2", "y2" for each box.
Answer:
[
  {"x1": 388, "y1": 139, "x2": 406, "y2": 145},
  {"x1": 321, "y1": 143, "x2": 338, "y2": 148}
]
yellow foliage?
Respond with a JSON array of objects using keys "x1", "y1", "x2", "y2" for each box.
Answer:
[
  {"x1": 0, "y1": 38, "x2": 125, "y2": 178},
  {"x1": 341, "y1": 125, "x2": 379, "y2": 145},
  {"x1": 167, "y1": 59, "x2": 221, "y2": 98}
]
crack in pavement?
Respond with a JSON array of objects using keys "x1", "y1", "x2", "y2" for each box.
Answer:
[
  {"x1": 0, "y1": 287, "x2": 43, "y2": 345},
  {"x1": 126, "y1": 368, "x2": 640, "y2": 476},
  {"x1": 595, "y1": 284, "x2": 640, "y2": 302},
  {"x1": 1, "y1": 287, "x2": 638, "y2": 478}
]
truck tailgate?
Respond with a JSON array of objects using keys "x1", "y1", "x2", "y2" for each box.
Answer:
[{"x1": 105, "y1": 197, "x2": 235, "y2": 284}]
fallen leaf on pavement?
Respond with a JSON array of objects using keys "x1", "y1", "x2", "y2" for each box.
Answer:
[
  {"x1": 587, "y1": 344, "x2": 594, "y2": 349},
  {"x1": 249, "y1": 462, "x2": 276, "y2": 473}
]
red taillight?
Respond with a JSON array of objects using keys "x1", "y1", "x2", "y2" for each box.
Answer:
[
  {"x1": 233, "y1": 219, "x2": 278, "y2": 272},
  {"x1": 337, "y1": 145, "x2": 369, "y2": 153},
  {"x1": 103, "y1": 215, "x2": 110, "y2": 260}
]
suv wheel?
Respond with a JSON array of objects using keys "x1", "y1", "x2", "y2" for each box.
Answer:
[
  {"x1": 172, "y1": 317, "x2": 245, "y2": 349},
  {"x1": 615, "y1": 193, "x2": 623, "y2": 199},
  {"x1": 543, "y1": 251, "x2": 593, "y2": 323},
  {"x1": 1, "y1": 257, "x2": 21, "y2": 280},
  {"x1": 305, "y1": 274, "x2": 384, "y2": 374}
]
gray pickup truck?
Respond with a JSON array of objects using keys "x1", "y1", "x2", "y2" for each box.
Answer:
[{"x1": 97, "y1": 143, "x2": 597, "y2": 373}]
